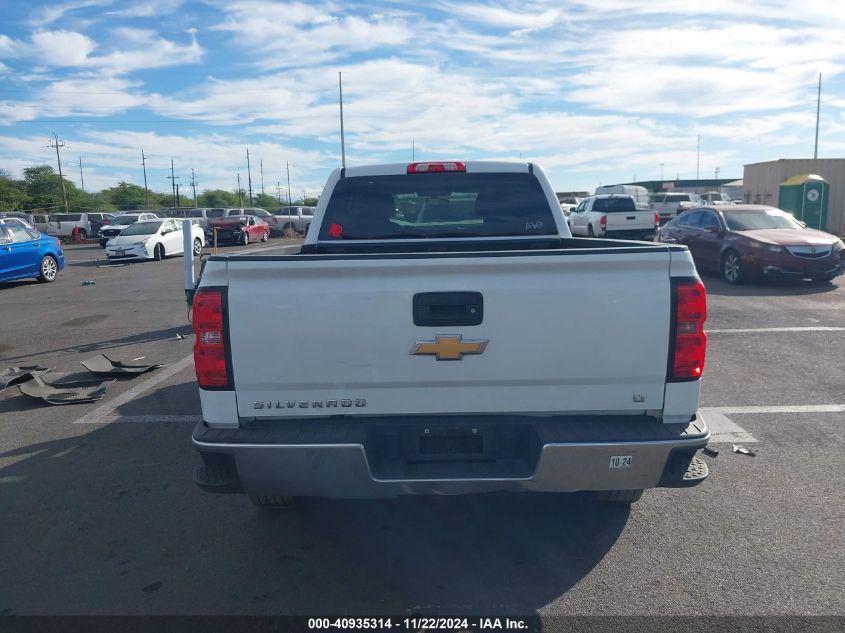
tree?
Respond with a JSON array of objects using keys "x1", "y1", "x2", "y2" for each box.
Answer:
[
  {"x1": 0, "y1": 174, "x2": 31, "y2": 211},
  {"x1": 254, "y1": 193, "x2": 278, "y2": 209},
  {"x1": 101, "y1": 182, "x2": 151, "y2": 210},
  {"x1": 197, "y1": 189, "x2": 239, "y2": 208}
]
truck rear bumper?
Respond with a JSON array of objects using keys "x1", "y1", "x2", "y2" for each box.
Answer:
[{"x1": 192, "y1": 413, "x2": 709, "y2": 499}]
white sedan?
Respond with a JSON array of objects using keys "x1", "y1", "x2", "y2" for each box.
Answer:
[{"x1": 106, "y1": 218, "x2": 205, "y2": 262}]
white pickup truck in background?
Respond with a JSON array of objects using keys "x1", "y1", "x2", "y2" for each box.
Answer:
[
  {"x1": 191, "y1": 161, "x2": 710, "y2": 508},
  {"x1": 568, "y1": 194, "x2": 660, "y2": 240}
]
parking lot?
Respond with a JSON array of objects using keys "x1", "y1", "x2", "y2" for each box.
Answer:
[{"x1": 1, "y1": 241, "x2": 844, "y2": 617}]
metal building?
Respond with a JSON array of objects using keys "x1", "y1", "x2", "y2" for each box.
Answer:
[{"x1": 743, "y1": 159, "x2": 845, "y2": 235}]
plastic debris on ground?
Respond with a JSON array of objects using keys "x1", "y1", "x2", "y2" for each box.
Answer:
[
  {"x1": 81, "y1": 280, "x2": 95, "y2": 286},
  {"x1": 732, "y1": 444, "x2": 757, "y2": 457},
  {"x1": 702, "y1": 446, "x2": 720, "y2": 457},
  {"x1": 0, "y1": 366, "x2": 52, "y2": 393},
  {"x1": 80, "y1": 354, "x2": 163, "y2": 377},
  {"x1": 18, "y1": 375, "x2": 116, "y2": 405}
]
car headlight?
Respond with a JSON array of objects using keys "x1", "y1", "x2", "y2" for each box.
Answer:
[
  {"x1": 749, "y1": 240, "x2": 783, "y2": 253},
  {"x1": 132, "y1": 238, "x2": 150, "y2": 247},
  {"x1": 832, "y1": 239, "x2": 844, "y2": 253}
]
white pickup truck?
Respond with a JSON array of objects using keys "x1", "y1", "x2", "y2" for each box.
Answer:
[
  {"x1": 191, "y1": 161, "x2": 710, "y2": 508},
  {"x1": 568, "y1": 194, "x2": 659, "y2": 240}
]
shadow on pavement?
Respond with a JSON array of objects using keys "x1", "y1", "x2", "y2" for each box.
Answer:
[
  {"x1": 702, "y1": 272, "x2": 840, "y2": 297},
  {"x1": 0, "y1": 402, "x2": 629, "y2": 615},
  {"x1": 0, "y1": 325, "x2": 194, "y2": 364}
]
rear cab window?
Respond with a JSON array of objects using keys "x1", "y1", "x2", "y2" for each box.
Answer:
[
  {"x1": 318, "y1": 172, "x2": 556, "y2": 240},
  {"x1": 54, "y1": 214, "x2": 82, "y2": 222},
  {"x1": 592, "y1": 197, "x2": 636, "y2": 213}
]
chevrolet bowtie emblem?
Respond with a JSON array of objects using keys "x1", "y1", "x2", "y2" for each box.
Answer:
[{"x1": 411, "y1": 335, "x2": 489, "y2": 361}]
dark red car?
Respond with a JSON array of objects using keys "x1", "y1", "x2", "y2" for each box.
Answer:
[
  {"x1": 207, "y1": 215, "x2": 270, "y2": 246},
  {"x1": 657, "y1": 205, "x2": 844, "y2": 284}
]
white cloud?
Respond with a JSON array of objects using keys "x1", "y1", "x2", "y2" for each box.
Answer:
[
  {"x1": 435, "y1": 1, "x2": 563, "y2": 32},
  {"x1": 28, "y1": 0, "x2": 112, "y2": 27},
  {"x1": 85, "y1": 28, "x2": 202, "y2": 74},
  {"x1": 30, "y1": 30, "x2": 97, "y2": 66},
  {"x1": 106, "y1": 0, "x2": 184, "y2": 18},
  {"x1": 212, "y1": 1, "x2": 412, "y2": 70}
]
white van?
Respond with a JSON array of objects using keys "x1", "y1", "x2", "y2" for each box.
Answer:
[{"x1": 595, "y1": 185, "x2": 650, "y2": 208}]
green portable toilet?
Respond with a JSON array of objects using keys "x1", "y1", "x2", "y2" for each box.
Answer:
[{"x1": 778, "y1": 174, "x2": 829, "y2": 230}]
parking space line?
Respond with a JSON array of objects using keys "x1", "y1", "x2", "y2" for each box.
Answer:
[
  {"x1": 74, "y1": 354, "x2": 195, "y2": 424},
  {"x1": 709, "y1": 404, "x2": 845, "y2": 414},
  {"x1": 700, "y1": 404, "x2": 845, "y2": 444},
  {"x1": 95, "y1": 414, "x2": 202, "y2": 424},
  {"x1": 707, "y1": 326, "x2": 845, "y2": 334},
  {"x1": 700, "y1": 408, "x2": 757, "y2": 444}
]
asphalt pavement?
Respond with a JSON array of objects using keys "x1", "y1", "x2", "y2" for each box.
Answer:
[{"x1": 0, "y1": 241, "x2": 843, "y2": 618}]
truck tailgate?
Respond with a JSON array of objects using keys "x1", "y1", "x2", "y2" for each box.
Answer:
[
  {"x1": 605, "y1": 210, "x2": 654, "y2": 231},
  {"x1": 226, "y1": 249, "x2": 672, "y2": 418}
]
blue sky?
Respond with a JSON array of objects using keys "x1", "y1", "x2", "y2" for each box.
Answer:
[{"x1": 1, "y1": 0, "x2": 844, "y2": 200}]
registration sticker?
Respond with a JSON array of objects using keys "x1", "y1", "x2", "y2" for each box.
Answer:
[{"x1": 609, "y1": 455, "x2": 632, "y2": 469}]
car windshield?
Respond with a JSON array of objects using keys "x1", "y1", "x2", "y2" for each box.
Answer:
[
  {"x1": 319, "y1": 172, "x2": 556, "y2": 240},
  {"x1": 113, "y1": 216, "x2": 140, "y2": 225},
  {"x1": 723, "y1": 210, "x2": 803, "y2": 231},
  {"x1": 120, "y1": 221, "x2": 161, "y2": 236}
]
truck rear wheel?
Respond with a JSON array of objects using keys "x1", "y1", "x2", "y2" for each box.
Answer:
[
  {"x1": 594, "y1": 489, "x2": 643, "y2": 504},
  {"x1": 250, "y1": 494, "x2": 302, "y2": 510}
]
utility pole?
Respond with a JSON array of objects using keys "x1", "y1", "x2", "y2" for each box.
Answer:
[
  {"x1": 167, "y1": 158, "x2": 179, "y2": 209},
  {"x1": 236, "y1": 173, "x2": 243, "y2": 207},
  {"x1": 338, "y1": 71, "x2": 346, "y2": 168},
  {"x1": 47, "y1": 134, "x2": 69, "y2": 214},
  {"x1": 141, "y1": 149, "x2": 150, "y2": 209},
  {"x1": 715, "y1": 167, "x2": 720, "y2": 179},
  {"x1": 814, "y1": 73, "x2": 822, "y2": 159},
  {"x1": 696, "y1": 135, "x2": 700, "y2": 180},
  {"x1": 190, "y1": 168, "x2": 198, "y2": 207},
  {"x1": 275, "y1": 181, "x2": 282, "y2": 203},
  {"x1": 286, "y1": 161, "x2": 292, "y2": 206},
  {"x1": 78, "y1": 157, "x2": 85, "y2": 192},
  {"x1": 175, "y1": 183, "x2": 181, "y2": 208},
  {"x1": 660, "y1": 162, "x2": 664, "y2": 181},
  {"x1": 412, "y1": 140, "x2": 415, "y2": 161},
  {"x1": 245, "y1": 148, "x2": 254, "y2": 206},
  {"x1": 259, "y1": 159, "x2": 265, "y2": 196}
]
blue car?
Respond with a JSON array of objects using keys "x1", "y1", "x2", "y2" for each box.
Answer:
[{"x1": 0, "y1": 222, "x2": 65, "y2": 283}]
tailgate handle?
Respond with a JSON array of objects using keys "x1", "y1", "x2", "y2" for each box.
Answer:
[
  {"x1": 413, "y1": 292, "x2": 483, "y2": 327},
  {"x1": 626, "y1": 215, "x2": 636, "y2": 220}
]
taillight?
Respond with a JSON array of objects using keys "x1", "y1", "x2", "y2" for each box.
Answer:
[
  {"x1": 654, "y1": 212, "x2": 660, "y2": 225},
  {"x1": 599, "y1": 215, "x2": 607, "y2": 227},
  {"x1": 407, "y1": 162, "x2": 466, "y2": 174},
  {"x1": 273, "y1": 217, "x2": 277, "y2": 224},
  {"x1": 193, "y1": 289, "x2": 230, "y2": 388},
  {"x1": 670, "y1": 278, "x2": 707, "y2": 381}
]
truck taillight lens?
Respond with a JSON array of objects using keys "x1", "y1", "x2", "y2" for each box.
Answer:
[
  {"x1": 654, "y1": 212, "x2": 660, "y2": 225},
  {"x1": 599, "y1": 215, "x2": 607, "y2": 226},
  {"x1": 193, "y1": 289, "x2": 230, "y2": 388},
  {"x1": 407, "y1": 162, "x2": 466, "y2": 173},
  {"x1": 671, "y1": 278, "x2": 707, "y2": 381}
]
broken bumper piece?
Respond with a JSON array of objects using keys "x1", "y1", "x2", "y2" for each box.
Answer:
[{"x1": 19, "y1": 375, "x2": 116, "y2": 405}]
